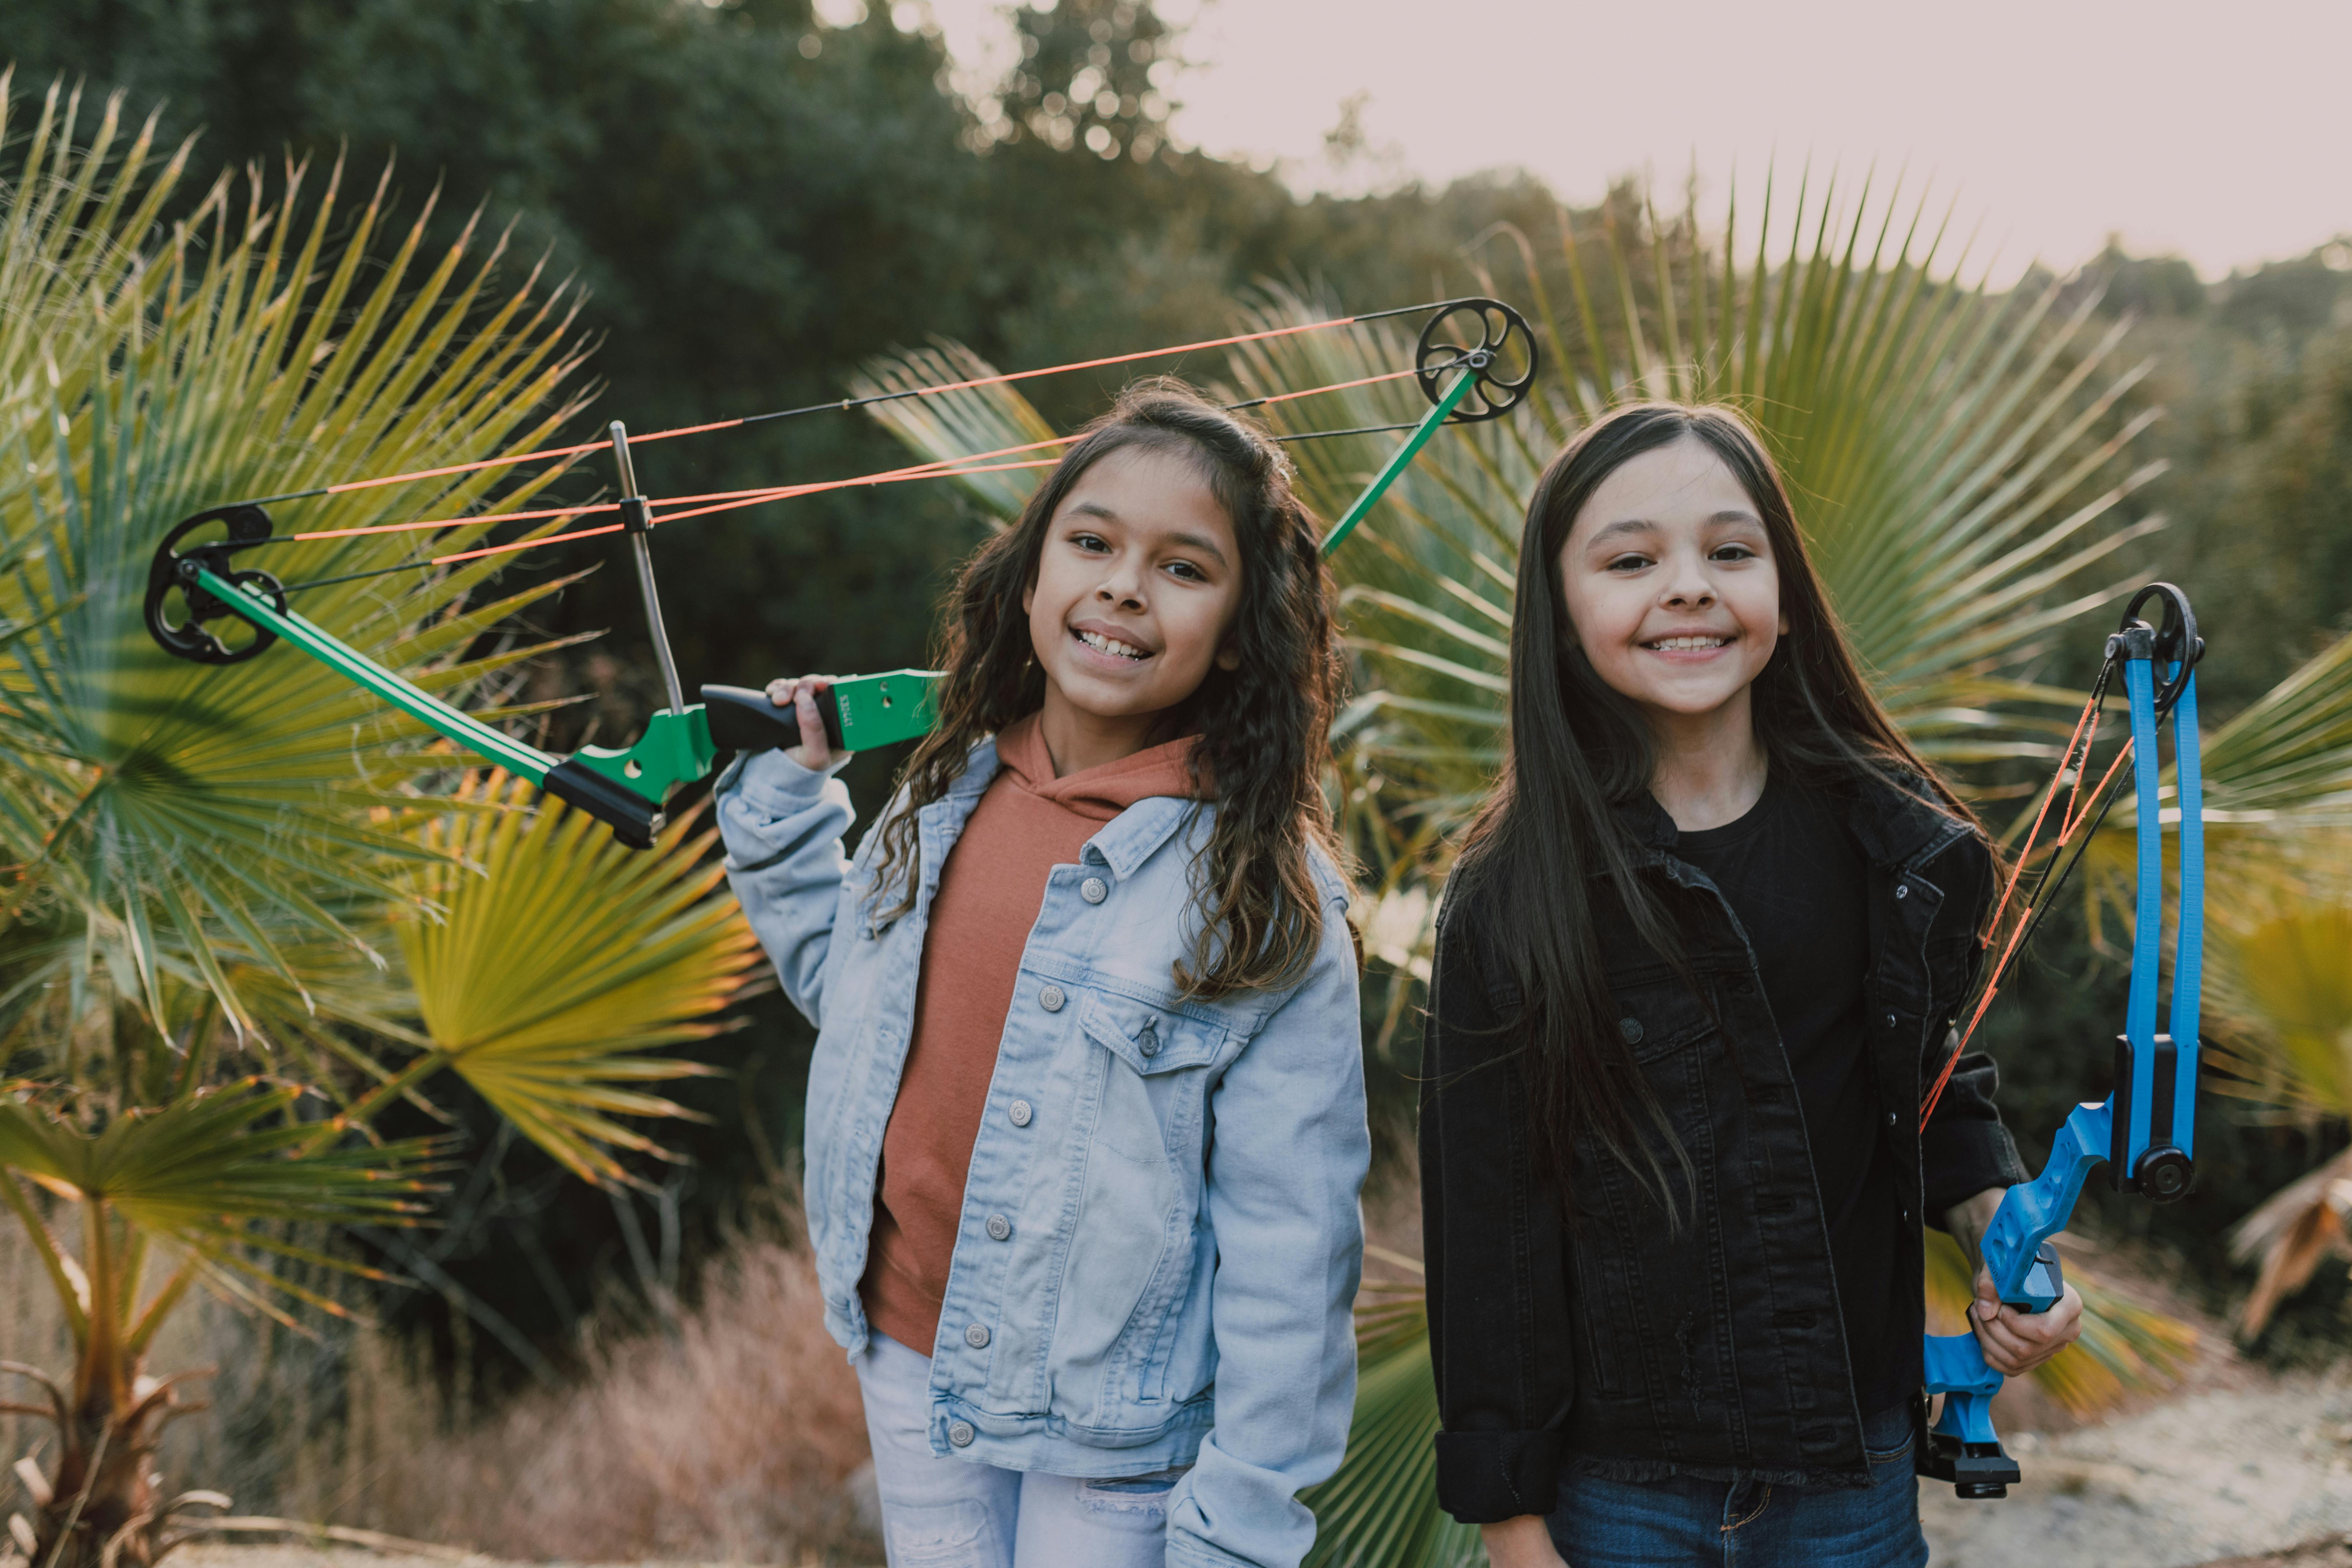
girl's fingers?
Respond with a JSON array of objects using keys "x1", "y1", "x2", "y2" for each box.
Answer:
[
  {"x1": 1972, "y1": 1290, "x2": 2082, "y2": 1374},
  {"x1": 759, "y1": 676, "x2": 837, "y2": 768},
  {"x1": 795, "y1": 682, "x2": 830, "y2": 759}
]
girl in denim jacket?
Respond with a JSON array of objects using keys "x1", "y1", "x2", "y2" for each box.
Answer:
[{"x1": 717, "y1": 381, "x2": 1369, "y2": 1568}]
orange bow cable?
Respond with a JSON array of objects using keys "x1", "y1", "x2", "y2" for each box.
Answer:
[
  {"x1": 249, "y1": 363, "x2": 1440, "y2": 550},
  {"x1": 233, "y1": 308, "x2": 1454, "y2": 510},
  {"x1": 1919, "y1": 685, "x2": 2139, "y2": 1125},
  {"x1": 422, "y1": 457, "x2": 1066, "y2": 567}
]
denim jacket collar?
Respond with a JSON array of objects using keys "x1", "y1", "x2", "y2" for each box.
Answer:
[
  {"x1": 926, "y1": 733, "x2": 1203, "y2": 884},
  {"x1": 1605, "y1": 769, "x2": 1970, "y2": 877}
]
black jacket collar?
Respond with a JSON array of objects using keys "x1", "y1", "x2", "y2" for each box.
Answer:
[{"x1": 1606, "y1": 768, "x2": 1971, "y2": 875}]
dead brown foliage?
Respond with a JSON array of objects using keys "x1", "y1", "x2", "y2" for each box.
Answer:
[{"x1": 323, "y1": 1227, "x2": 874, "y2": 1562}]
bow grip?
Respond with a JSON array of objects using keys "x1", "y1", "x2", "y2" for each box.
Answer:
[
  {"x1": 702, "y1": 683, "x2": 845, "y2": 753},
  {"x1": 1980, "y1": 1099, "x2": 2111, "y2": 1312}
]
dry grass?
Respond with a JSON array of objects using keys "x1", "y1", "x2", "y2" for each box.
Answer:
[
  {"x1": 1, "y1": 1196, "x2": 876, "y2": 1564},
  {"x1": 321, "y1": 1226, "x2": 874, "y2": 1562}
]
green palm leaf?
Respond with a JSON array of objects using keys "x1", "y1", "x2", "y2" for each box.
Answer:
[
  {"x1": 0, "y1": 1079, "x2": 442, "y2": 1324},
  {"x1": 0, "y1": 118, "x2": 591, "y2": 1036},
  {"x1": 395, "y1": 773, "x2": 764, "y2": 1186},
  {"x1": 1302, "y1": 1273, "x2": 1482, "y2": 1568}
]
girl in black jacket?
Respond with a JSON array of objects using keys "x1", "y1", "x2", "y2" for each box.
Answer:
[{"x1": 1422, "y1": 404, "x2": 2082, "y2": 1567}]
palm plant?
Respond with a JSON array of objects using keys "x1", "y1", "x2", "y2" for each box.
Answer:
[
  {"x1": 2206, "y1": 866, "x2": 2352, "y2": 1336},
  {"x1": 0, "y1": 81, "x2": 759, "y2": 1567},
  {"x1": 853, "y1": 169, "x2": 2352, "y2": 1563}
]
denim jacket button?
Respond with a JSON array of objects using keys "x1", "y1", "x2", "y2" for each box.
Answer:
[
  {"x1": 986, "y1": 1213, "x2": 1012, "y2": 1241},
  {"x1": 1080, "y1": 876, "x2": 1109, "y2": 904},
  {"x1": 1138, "y1": 1019, "x2": 1160, "y2": 1056},
  {"x1": 948, "y1": 1421, "x2": 975, "y2": 1447},
  {"x1": 1039, "y1": 985, "x2": 1066, "y2": 1013},
  {"x1": 1008, "y1": 1099, "x2": 1034, "y2": 1127},
  {"x1": 1895, "y1": 883, "x2": 1910, "y2": 899},
  {"x1": 1618, "y1": 1017, "x2": 1644, "y2": 1045},
  {"x1": 965, "y1": 1322, "x2": 992, "y2": 1349}
]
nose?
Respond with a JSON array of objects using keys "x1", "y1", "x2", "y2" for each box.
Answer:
[
  {"x1": 1096, "y1": 556, "x2": 1147, "y2": 609},
  {"x1": 1660, "y1": 547, "x2": 1716, "y2": 610}
]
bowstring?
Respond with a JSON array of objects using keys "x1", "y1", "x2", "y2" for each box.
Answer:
[
  {"x1": 262, "y1": 367, "x2": 1455, "y2": 594},
  {"x1": 1920, "y1": 658, "x2": 2136, "y2": 1123},
  {"x1": 228, "y1": 301, "x2": 1466, "y2": 510}
]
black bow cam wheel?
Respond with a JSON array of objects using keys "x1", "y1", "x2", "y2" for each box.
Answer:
[
  {"x1": 1415, "y1": 297, "x2": 1538, "y2": 423},
  {"x1": 146, "y1": 505, "x2": 287, "y2": 665}
]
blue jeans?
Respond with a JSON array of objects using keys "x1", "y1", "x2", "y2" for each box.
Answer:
[
  {"x1": 1548, "y1": 1405, "x2": 1928, "y2": 1568},
  {"x1": 856, "y1": 1331, "x2": 1187, "y2": 1568}
]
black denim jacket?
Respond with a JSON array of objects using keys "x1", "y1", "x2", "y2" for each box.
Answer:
[{"x1": 1419, "y1": 773, "x2": 2026, "y2": 1521}]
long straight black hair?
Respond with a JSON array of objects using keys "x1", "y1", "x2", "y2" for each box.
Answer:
[{"x1": 1450, "y1": 402, "x2": 1982, "y2": 1214}]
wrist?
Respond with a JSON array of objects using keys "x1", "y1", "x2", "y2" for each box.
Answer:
[
  {"x1": 1944, "y1": 1185, "x2": 2006, "y2": 1269},
  {"x1": 1480, "y1": 1514, "x2": 1563, "y2": 1568}
]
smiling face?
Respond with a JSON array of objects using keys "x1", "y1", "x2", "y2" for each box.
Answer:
[
  {"x1": 1021, "y1": 442, "x2": 1244, "y2": 769},
  {"x1": 1555, "y1": 434, "x2": 1787, "y2": 728}
]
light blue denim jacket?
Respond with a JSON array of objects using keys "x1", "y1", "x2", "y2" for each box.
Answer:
[{"x1": 716, "y1": 737, "x2": 1369, "y2": 1568}]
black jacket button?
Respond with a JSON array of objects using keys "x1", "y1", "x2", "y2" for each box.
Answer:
[{"x1": 1619, "y1": 1017, "x2": 1644, "y2": 1045}]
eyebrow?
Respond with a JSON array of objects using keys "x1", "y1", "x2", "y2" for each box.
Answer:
[
  {"x1": 1063, "y1": 504, "x2": 1231, "y2": 568},
  {"x1": 1587, "y1": 509, "x2": 1763, "y2": 545}
]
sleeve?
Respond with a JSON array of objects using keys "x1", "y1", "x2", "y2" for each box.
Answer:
[
  {"x1": 1922, "y1": 837, "x2": 2029, "y2": 1222},
  {"x1": 714, "y1": 747, "x2": 857, "y2": 1029},
  {"x1": 1163, "y1": 891, "x2": 1370, "y2": 1568},
  {"x1": 1421, "y1": 890, "x2": 1577, "y2": 1525},
  {"x1": 1921, "y1": 1038, "x2": 2029, "y2": 1223}
]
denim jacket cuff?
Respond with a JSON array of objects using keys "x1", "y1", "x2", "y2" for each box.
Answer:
[
  {"x1": 1434, "y1": 1427, "x2": 1564, "y2": 1525},
  {"x1": 1921, "y1": 1119, "x2": 2029, "y2": 1223},
  {"x1": 723, "y1": 745, "x2": 852, "y2": 811},
  {"x1": 1165, "y1": 1537, "x2": 1255, "y2": 1568}
]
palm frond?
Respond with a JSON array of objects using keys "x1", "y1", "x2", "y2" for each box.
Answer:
[
  {"x1": 398, "y1": 774, "x2": 764, "y2": 1186},
  {"x1": 0, "y1": 134, "x2": 591, "y2": 1032},
  {"x1": 2229, "y1": 1145, "x2": 2352, "y2": 1337}
]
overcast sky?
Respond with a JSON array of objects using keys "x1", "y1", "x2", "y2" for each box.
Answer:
[{"x1": 911, "y1": 0, "x2": 2351, "y2": 284}]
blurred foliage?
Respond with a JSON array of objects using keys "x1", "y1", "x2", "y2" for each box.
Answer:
[{"x1": 0, "y1": 78, "x2": 759, "y2": 1560}]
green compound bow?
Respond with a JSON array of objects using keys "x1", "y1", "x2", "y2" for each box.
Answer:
[{"x1": 145, "y1": 298, "x2": 1534, "y2": 846}]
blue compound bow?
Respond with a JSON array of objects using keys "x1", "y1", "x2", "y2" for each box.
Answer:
[{"x1": 1917, "y1": 582, "x2": 2205, "y2": 1498}]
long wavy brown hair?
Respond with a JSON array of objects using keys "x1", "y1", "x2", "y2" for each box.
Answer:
[
  {"x1": 1451, "y1": 401, "x2": 1986, "y2": 1217},
  {"x1": 868, "y1": 379, "x2": 1345, "y2": 999}
]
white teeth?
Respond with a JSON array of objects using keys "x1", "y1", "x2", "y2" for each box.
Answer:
[
  {"x1": 1647, "y1": 635, "x2": 1730, "y2": 651},
  {"x1": 1076, "y1": 629, "x2": 1148, "y2": 660}
]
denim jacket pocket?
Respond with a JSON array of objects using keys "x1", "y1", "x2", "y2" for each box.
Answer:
[
  {"x1": 1078, "y1": 988, "x2": 1224, "y2": 1076},
  {"x1": 1609, "y1": 974, "x2": 1716, "y2": 1063}
]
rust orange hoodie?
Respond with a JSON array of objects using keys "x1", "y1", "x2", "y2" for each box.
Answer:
[{"x1": 860, "y1": 713, "x2": 1205, "y2": 1355}]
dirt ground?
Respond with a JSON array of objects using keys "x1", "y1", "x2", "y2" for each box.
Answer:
[{"x1": 15, "y1": 1366, "x2": 2352, "y2": 1568}]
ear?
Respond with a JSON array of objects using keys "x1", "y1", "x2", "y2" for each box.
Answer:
[
  {"x1": 1215, "y1": 642, "x2": 1242, "y2": 672},
  {"x1": 1022, "y1": 575, "x2": 1035, "y2": 617},
  {"x1": 1779, "y1": 611, "x2": 1791, "y2": 636}
]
